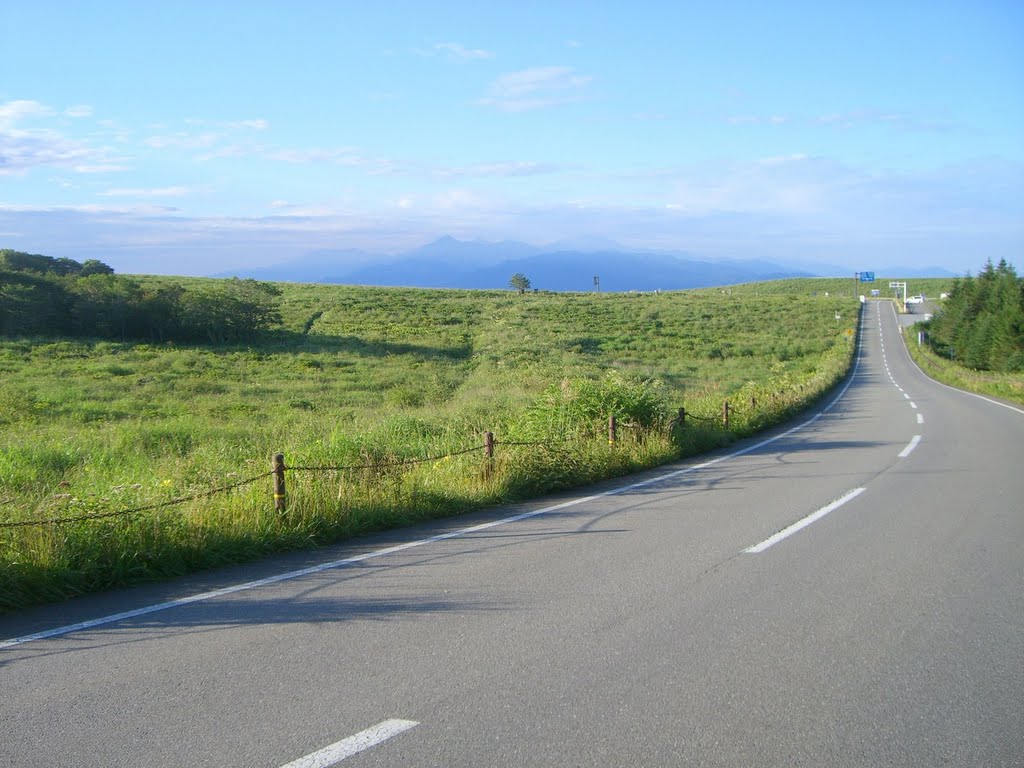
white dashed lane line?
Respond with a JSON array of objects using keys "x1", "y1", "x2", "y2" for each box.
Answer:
[{"x1": 279, "y1": 720, "x2": 419, "y2": 768}]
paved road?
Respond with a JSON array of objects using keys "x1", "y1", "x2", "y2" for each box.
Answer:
[{"x1": 2, "y1": 301, "x2": 1022, "y2": 767}]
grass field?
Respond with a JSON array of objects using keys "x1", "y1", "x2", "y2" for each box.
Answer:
[{"x1": 1, "y1": 278, "x2": 863, "y2": 611}]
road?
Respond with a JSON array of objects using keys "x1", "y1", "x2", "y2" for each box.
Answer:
[{"x1": 2, "y1": 301, "x2": 1023, "y2": 767}]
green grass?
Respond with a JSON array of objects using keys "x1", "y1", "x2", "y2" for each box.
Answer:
[
  {"x1": 902, "y1": 321, "x2": 1024, "y2": 406},
  {"x1": 0, "y1": 279, "x2": 861, "y2": 611}
]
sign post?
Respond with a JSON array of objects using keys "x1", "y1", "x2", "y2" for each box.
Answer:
[{"x1": 856, "y1": 271, "x2": 875, "y2": 298}]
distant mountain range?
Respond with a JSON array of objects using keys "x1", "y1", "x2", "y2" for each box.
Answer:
[{"x1": 215, "y1": 236, "x2": 954, "y2": 291}]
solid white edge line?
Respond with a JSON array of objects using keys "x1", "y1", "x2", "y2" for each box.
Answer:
[
  {"x1": 744, "y1": 488, "x2": 866, "y2": 554},
  {"x1": 889, "y1": 301, "x2": 1024, "y2": 417},
  {"x1": 898, "y1": 435, "x2": 922, "y2": 458},
  {"x1": 3, "y1": 308, "x2": 873, "y2": 650},
  {"x1": 279, "y1": 719, "x2": 418, "y2": 768}
]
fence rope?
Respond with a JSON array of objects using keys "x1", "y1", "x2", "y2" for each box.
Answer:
[
  {"x1": 0, "y1": 471, "x2": 273, "y2": 529},
  {"x1": 287, "y1": 444, "x2": 485, "y2": 474},
  {"x1": 1, "y1": 401, "x2": 771, "y2": 530},
  {"x1": 683, "y1": 412, "x2": 719, "y2": 423}
]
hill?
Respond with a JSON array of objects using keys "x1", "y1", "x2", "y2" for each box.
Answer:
[{"x1": 217, "y1": 236, "x2": 814, "y2": 290}]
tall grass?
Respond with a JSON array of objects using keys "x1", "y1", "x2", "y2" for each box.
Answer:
[{"x1": 1, "y1": 280, "x2": 859, "y2": 611}]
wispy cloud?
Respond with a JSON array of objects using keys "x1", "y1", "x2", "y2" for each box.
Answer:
[
  {"x1": 144, "y1": 118, "x2": 269, "y2": 154},
  {"x1": 266, "y1": 146, "x2": 367, "y2": 165},
  {"x1": 0, "y1": 100, "x2": 54, "y2": 126},
  {"x1": 99, "y1": 186, "x2": 189, "y2": 198},
  {"x1": 433, "y1": 42, "x2": 494, "y2": 61},
  {"x1": 725, "y1": 110, "x2": 956, "y2": 133},
  {"x1": 434, "y1": 160, "x2": 564, "y2": 179},
  {"x1": 64, "y1": 105, "x2": 94, "y2": 118},
  {"x1": 0, "y1": 100, "x2": 125, "y2": 175},
  {"x1": 727, "y1": 114, "x2": 790, "y2": 125},
  {"x1": 144, "y1": 132, "x2": 221, "y2": 150},
  {"x1": 815, "y1": 110, "x2": 958, "y2": 132},
  {"x1": 478, "y1": 66, "x2": 593, "y2": 112}
]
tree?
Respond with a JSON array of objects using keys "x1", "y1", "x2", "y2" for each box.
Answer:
[
  {"x1": 509, "y1": 273, "x2": 531, "y2": 294},
  {"x1": 180, "y1": 278, "x2": 282, "y2": 343},
  {"x1": 80, "y1": 259, "x2": 115, "y2": 276},
  {"x1": 927, "y1": 258, "x2": 1024, "y2": 372}
]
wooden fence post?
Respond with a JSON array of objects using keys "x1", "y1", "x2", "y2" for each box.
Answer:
[
  {"x1": 750, "y1": 396, "x2": 757, "y2": 411},
  {"x1": 483, "y1": 431, "x2": 495, "y2": 479},
  {"x1": 272, "y1": 453, "x2": 286, "y2": 512},
  {"x1": 608, "y1": 415, "x2": 617, "y2": 444},
  {"x1": 678, "y1": 406, "x2": 686, "y2": 427},
  {"x1": 722, "y1": 401, "x2": 730, "y2": 430}
]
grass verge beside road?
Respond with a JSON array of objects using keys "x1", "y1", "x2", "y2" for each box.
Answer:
[{"x1": 903, "y1": 325, "x2": 1024, "y2": 407}]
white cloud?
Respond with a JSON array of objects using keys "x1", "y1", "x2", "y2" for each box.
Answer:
[
  {"x1": 814, "y1": 109, "x2": 958, "y2": 133},
  {"x1": 434, "y1": 160, "x2": 563, "y2": 179},
  {"x1": 478, "y1": 66, "x2": 593, "y2": 112},
  {"x1": 727, "y1": 114, "x2": 790, "y2": 125},
  {"x1": 2, "y1": 158, "x2": 1020, "y2": 276},
  {"x1": 0, "y1": 100, "x2": 54, "y2": 126},
  {"x1": 64, "y1": 105, "x2": 94, "y2": 118},
  {"x1": 99, "y1": 186, "x2": 188, "y2": 198},
  {"x1": 228, "y1": 118, "x2": 269, "y2": 130},
  {"x1": 144, "y1": 132, "x2": 221, "y2": 149},
  {"x1": 0, "y1": 104, "x2": 125, "y2": 175},
  {"x1": 663, "y1": 155, "x2": 846, "y2": 216},
  {"x1": 73, "y1": 163, "x2": 130, "y2": 174},
  {"x1": 266, "y1": 146, "x2": 365, "y2": 165},
  {"x1": 143, "y1": 118, "x2": 269, "y2": 157},
  {"x1": 434, "y1": 42, "x2": 494, "y2": 61}
]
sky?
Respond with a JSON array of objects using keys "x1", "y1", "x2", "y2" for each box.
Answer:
[{"x1": 2, "y1": 1, "x2": 1022, "y2": 276}]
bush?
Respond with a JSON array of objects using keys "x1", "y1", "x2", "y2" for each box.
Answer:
[{"x1": 519, "y1": 371, "x2": 668, "y2": 439}]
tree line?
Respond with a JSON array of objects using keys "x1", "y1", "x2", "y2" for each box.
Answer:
[
  {"x1": 925, "y1": 258, "x2": 1024, "y2": 372},
  {"x1": 0, "y1": 249, "x2": 282, "y2": 343}
]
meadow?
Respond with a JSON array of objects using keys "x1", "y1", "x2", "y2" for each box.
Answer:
[{"x1": 1, "y1": 278, "x2": 862, "y2": 610}]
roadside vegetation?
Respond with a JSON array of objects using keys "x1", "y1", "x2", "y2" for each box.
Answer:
[
  {"x1": 903, "y1": 259, "x2": 1024, "y2": 405},
  {"x1": 1, "y1": 249, "x2": 282, "y2": 343},
  {"x1": 918, "y1": 259, "x2": 1023, "y2": 372},
  {"x1": 1, "y1": 270, "x2": 863, "y2": 611}
]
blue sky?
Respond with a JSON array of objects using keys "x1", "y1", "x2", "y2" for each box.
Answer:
[{"x1": 2, "y1": 1, "x2": 1022, "y2": 276}]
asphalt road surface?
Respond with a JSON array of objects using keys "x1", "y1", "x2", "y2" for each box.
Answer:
[{"x1": 2, "y1": 301, "x2": 1022, "y2": 767}]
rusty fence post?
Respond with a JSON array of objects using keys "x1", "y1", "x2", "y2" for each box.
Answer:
[
  {"x1": 272, "y1": 453, "x2": 286, "y2": 512},
  {"x1": 608, "y1": 415, "x2": 617, "y2": 444},
  {"x1": 722, "y1": 401, "x2": 730, "y2": 430},
  {"x1": 678, "y1": 406, "x2": 686, "y2": 427}
]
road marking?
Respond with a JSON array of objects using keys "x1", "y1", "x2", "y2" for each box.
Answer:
[
  {"x1": 916, "y1": 414, "x2": 924, "y2": 424},
  {"x1": 898, "y1": 435, "x2": 922, "y2": 458},
  {"x1": 903, "y1": 393, "x2": 911, "y2": 400},
  {"x1": 280, "y1": 720, "x2": 418, "y2": 767},
  {"x1": 3, "y1": 309, "x2": 872, "y2": 650},
  {"x1": 744, "y1": 488, "x2": 866, "y2": 554},
  {"x1": 909, "y1": 402, "x2": 917, "y2": 409}
]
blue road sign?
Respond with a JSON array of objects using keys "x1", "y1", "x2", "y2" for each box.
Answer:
[{"x1": 859, "y1": 272, "x2": 875, "y2": 282}]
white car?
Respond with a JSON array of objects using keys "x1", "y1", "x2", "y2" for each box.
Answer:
[{"x1": 906, "y1": 295, "x2": 925, "y2": 304}]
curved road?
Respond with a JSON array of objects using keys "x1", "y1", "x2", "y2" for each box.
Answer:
[{"x1": 2, "y1": 301, "x2": 1022, "y2": 767}]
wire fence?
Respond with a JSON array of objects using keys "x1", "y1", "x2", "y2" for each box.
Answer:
[{"x1": 0, "y1": 395, "x2": 798, "y2": 530}]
